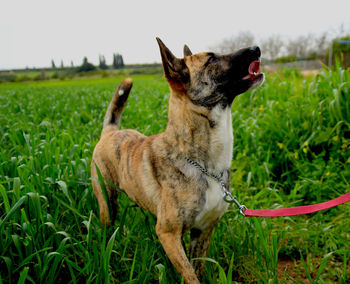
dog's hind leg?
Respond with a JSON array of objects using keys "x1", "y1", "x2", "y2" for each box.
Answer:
[
  {"x1": 91, "y1": 78, "x2": 132, "y2": 226},
  {"x1": 189, "y1": 226, "x2": 215, "y2": 280},
  {"x1": 91, "y1": 161, "x2": 115, "y2": 227}
]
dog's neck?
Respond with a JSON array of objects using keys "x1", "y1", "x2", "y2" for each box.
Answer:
[{"x1": 164, "y1": 92, "x2": 233, "y2": 172}]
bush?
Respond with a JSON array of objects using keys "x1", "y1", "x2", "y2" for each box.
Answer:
[
  {"x1": 51, "y1": 72, "x2": 59, "y2": 79},
  {"x1": 281, "y1": 67, "x2": 302, "y2": 78},
  {"x1": 275, "y1": 55, "x2": 297, "y2": 63},
  {"x1": 332, "y1": 36, "x2": 350, "y2": 68},
  {"x1": 0, "y1": 73, "x2": 17, "y2": 83},
  {"x1": 333, "y1": 36, "x2": 350, "y2": 54},
  {"x1": 100, "y1": 70, "x2": 110, "y2": 78}
]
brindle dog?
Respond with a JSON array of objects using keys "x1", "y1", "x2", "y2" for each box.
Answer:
[{"x1": 91, "y1": 38, "x2": 264, "y2": 283}]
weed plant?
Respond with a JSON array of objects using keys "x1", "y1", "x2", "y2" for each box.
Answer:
[{"x1": 0, "y1": 67, "x2": 349, "y2": 283}]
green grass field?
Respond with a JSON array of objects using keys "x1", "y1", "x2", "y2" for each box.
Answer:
[{"x1": 0, "y1": 67, "x2": 349, "y2": 283}]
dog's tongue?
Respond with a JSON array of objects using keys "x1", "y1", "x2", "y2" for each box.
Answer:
[{"x1": 249, "y1": 60, "x2": 260, "y2": 74}]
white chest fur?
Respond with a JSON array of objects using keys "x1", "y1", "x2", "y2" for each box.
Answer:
[
  {"x1": 193, "y1": 106, "x2": 233, "y2": 230},
  {"x1": 194, "y1": 179, "x2": 229, "y2": 230},
  {"x1": 208, "y1": 106, "x2": 233, "y2": 170}
]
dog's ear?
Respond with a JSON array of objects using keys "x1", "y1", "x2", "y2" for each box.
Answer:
[
  {"x1": 156, "y1": 37, "x2": 189, "y2": 92},
  {"x1": 183, "y1": 44, "x2": 192, "y2": 57}
]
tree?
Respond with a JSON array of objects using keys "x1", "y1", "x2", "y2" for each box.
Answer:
[
  {"x1": 214, "y1": 31, "x2": 255, "y2": 53},
  {"x1": 286, "y1": 35, "x2": 315, "y2": 58},
  {"x1": 60, "y1": 60, "x2": 64, "y2": 69},
  {"x1": 260, "y1": 35, "x2": 284, "y2": 61},
  {"x1": 76, "y1": 57, "x2": 96, "y2": 73},
  {"x1": 99, "y1": 55, "x2": 108, "y2": 70},
  {"x1": 112, "y1": 53, "x2": 124, "y2": 69},
  {"x1": 314, "y1": 31, "x2": 329, "y2": 56},
  {"x1": 212, "y1": 31, "x2": 338, "y2": 62},
  {"x1": 51, "y1": 59, "x2": 56, "y2": 69}
]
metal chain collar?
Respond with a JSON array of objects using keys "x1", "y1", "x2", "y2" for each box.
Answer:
[{"x1": 185, "y1": 157, "x2": 246, "y2": 216}]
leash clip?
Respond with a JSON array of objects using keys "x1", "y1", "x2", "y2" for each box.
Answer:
[{"x1": 223, "y1": 190, "x2": 247, "y2": 216}]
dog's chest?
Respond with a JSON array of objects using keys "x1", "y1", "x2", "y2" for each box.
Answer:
[
  {"x1": 192, "y1": 107, "x2": 233, "y2": 230},
  {"x1": 193, "y1": 179, "x2": 229, "y2": 230}
]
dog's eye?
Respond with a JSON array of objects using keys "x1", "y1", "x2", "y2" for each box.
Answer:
[
  {"x1": 207, "y1": 55, "x2": 218, "y2": 65},
  {"x1": 208, "y1": 55, "x2": 218, "y2": 64}
]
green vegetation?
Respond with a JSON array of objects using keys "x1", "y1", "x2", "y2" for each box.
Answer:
[
  {"x1": 331, "y1": 37, "x2": 350, "y2": 69},
  {"x1": 333, "y1": 37, "x2": 350, "y2": 56},
  {"x1": 0, "y1": 64, "x2": 163, "y2": 83},
  {"x1": 275, "y1": 55, "x2": 298, "y2": 63},
  {"x1": 0, "y1": 67, "x2": 349, "y2": 283}
]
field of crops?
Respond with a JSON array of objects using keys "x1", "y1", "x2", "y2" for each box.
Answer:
[{"x1": 0, "y1": 67, "x2": 349, "y2": 283}]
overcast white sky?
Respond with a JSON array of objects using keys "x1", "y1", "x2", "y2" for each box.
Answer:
[{"x1": 1, "y1": 0, "x2": 349, "y2": 70}]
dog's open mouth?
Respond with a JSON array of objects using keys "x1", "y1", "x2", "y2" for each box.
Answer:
[{"x1": 243, "y1": 60, "x2": 263, "y2": 81}]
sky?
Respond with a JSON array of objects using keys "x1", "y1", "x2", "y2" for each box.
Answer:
[{"x1": 1, "y1": 0, "x2": 349, "y2": 70}]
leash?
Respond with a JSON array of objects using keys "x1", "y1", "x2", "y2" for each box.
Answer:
[
  {"x1": 244, "y1": 193, "x2": 350, "y2": 217},
  {"x1": 185, "y1": 157, "x2": 350, "y2": 217}
]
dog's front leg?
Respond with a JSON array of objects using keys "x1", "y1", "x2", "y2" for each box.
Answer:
[
  {"x1": 155, "y1": 205, "x2": 200, "y2": 283},
  {"x1": 156, "y1": 229, "x2": 200, "y2": 283},
  {"x1": 189, "y1": 226, "x2": 215, "y2": 280}
]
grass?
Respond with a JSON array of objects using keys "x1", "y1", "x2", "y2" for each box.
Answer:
[{"x1": 0, "y1": 67, "x2": 349, "y2": 283}]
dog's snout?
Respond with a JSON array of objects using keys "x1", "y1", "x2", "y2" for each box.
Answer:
[{"x1": 249, "y1": 46, "x2": 261, "y2": 57}]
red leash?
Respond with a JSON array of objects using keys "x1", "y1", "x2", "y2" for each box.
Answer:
[
  {"x1": 243, "y1": 192, "x2": 350, "y2": 217},
  {"x1": 184, "y1": 157, "x2": 350, "y2": 218}
]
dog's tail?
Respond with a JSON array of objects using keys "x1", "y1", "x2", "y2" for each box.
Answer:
[{"x1": 101, "y1": 78, "x2": 133, "y2": 137}]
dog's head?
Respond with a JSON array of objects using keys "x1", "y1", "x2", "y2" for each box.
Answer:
[{"x1": 157, "y1": 38, "x2": 264, "y2": 109}]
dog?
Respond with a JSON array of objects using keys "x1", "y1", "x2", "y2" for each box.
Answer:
[{"x1": 91, "y1": 38, "x2": 264, "y2": 283}]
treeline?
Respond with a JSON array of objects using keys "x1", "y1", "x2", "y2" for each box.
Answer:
[
  {"x1": 0, "y1": 62, "x2": 163, "y2": 83},
  {"x1": 51, "y1": 53, "x2": 125, "y2": 73},
  {"x1": 213, "y1": 29, "x2": 350, "y2": 66}
]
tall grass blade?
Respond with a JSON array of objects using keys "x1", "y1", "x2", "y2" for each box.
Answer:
[
  {"x1": 94, "y1": 164, "x2": 112, "y2": 222},
  {"x1": 300, "y1": 253, "x2": 313, "y2": 283},
  {"x1": 0, "y1": 195, "x2": 27, "y2": 231},
  {"x1": 315, "y1": 252, "x2": 332, "y2": 282},
  {"x1": 56, "y1": 180, "x2": 73, "y2": 204},
  {"x1": 0, "y1": 184, "x2": 10, "y2": 213},
  {"x1": 104, "y1": 228, "x2": 118, "y2": 283},
  {"x1": 18, "y1": 267, "x2": 29, "y2": 284}
]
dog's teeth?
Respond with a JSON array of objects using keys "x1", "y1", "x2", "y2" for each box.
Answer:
[{"x1": 118, "y1": 89, "x2": 125, "y2": 96}]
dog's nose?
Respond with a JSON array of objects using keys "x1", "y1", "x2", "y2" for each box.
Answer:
[{"x1": 249, "y1": 46, "x2": 261, "y2": 57}]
